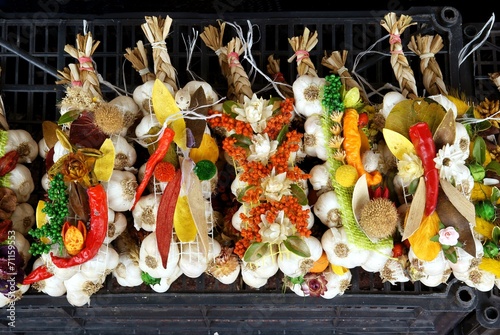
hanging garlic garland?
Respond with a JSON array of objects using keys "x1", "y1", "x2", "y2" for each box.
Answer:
[
  {"x1": 407, "y1": 34, "x2": 448, "y2": 95},
  {"x1": 321, "y1": 50, "x2": 369, "y2": 103},
  {"x1": 63, "y1": 32, "x2": 102, "y2": 99},
  {"x1": 288, "y1": 27, "x2": 319, "y2": 77},
  {"x1": 266, "y1": 54, "x2": 294, "y2": 98},
  {"x1": 380, "y1": 12, "x2": 418, "y2": 99},
  {"x1": 141, "y1": 15, "x2": 178, "y2": 91},
  {"x1": 223, "y1": 37, "x2": 253, "y2": 103},
  {"x1": 124, "y1": 40, "x2": 156, "y2": 83}
]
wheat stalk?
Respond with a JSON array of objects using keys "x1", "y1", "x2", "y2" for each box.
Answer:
[
  {"x1": 408, "y1": 34, "x2": 447, "y2": 95},
  {"x1": 124, "y1": 40, "x2": 156, "y2": 83},
  {"x1": 287, "y1": 27, "x2": 318, "y2": 77}
]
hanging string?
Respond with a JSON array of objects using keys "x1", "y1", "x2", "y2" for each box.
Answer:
[
  {"x1": 182, "y1": 28, "x2": 205, "y2": 82},
  {"x1": 458, "y1": 13, "x2": 495, "y2": 68}
]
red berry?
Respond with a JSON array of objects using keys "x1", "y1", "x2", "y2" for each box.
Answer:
[
  {"x1": 392, "y1": 243, "x2": 404, "y2": 257},
  {"x1": 358, "y1": 112, "x2": 369, "y2": 127}
]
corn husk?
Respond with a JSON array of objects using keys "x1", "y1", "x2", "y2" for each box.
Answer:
[
  {"x1": 408, "y1": 34, "x2": 448, "y2": 95},
  {"x1": 321, "y1": 50, "x2": 369, "y2": 103},
  {"x1": 124, "y1": 40, "x2": 156, "y2": 83},
  {"x1": 380, "y1": 12, "x2": 418, "y2": 99},
  {"x1": 141, "y1": 16, "x2": 178, "y2": 91},
  {"x1": 288, "y1": 27, "x2": 318, "y2": 77},
  {"x1": 63, "y1": 32, "x2": 102, "y2": 99},
  {"x1": 266, "y1": 54, "x2": 293, "y2": 98},
  {"x1": 223, "y1": 37, "x2": 253, "y2": 103}
]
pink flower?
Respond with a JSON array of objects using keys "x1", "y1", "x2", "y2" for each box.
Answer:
[{"x1": 438, "y1": 226, "x2": 459, "y2": 246}]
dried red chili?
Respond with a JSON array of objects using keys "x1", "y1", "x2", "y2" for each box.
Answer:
[
  {"x1": 50, "y1": 183, "x2": 108, "y2": 268},
  {"x1": 156, "y1": 168, "x2": 182, "y2": 268},
  {"x1": 131, "y1": 128, "x2": 175, "y2": 211},
  {"x1": 22, "y1": 264, "x2": 53, "y2": 285},
  {"x1": 0, "y1": 151, "x2": 19, "y2": 177},
  {"x1": 408, "y1": 122, "x2": 439, "y2": 216}
]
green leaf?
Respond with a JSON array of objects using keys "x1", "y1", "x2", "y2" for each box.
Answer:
[
  {"x1": 473, "y1": 120, "x2": 492, "y2": 133},
  {"x1": 287, "y1": 275, "x2": 305, "y2": 285},
  {"x1": 141, "y1": 271, "x2": 161, "y2": 285},
  {"x1": 492, "y1": 226, "x2": 500, "y2": 245},
  {"x1": 486, "y1": 160, "x2": 500, "y2": 176},
  {"x1": 290, "y1": 184, "x2": 308, "y2": 206},
  {"x1": 230, "y1": 134, "x2": 252, "y2": 148},
  {"x1": 483, "y1": 241, "x2": 499, "y2": 258},
  {"x1": 444, "y1": 249, "x2": 457, "y2": 263},
  {"x1": 442, "y1": 244, "x2": 450, "y2": 250},
  {"x1": 237, "y1": 185, "x2": 254, "y2": 202},
  {"x1": 222, "y1": 100, "x2": 239, "y2": 118},
  {"x1": 473, "y1": 136, "x2": 486, "y2": 165},
  {"x1": 491, "y1": 187, "x2": 500, "y2": 205},
  {"x1": 408, "y1": 178, "x2": 420, "y2": 195},
  {"x1": 469, "y1": 162, "x2": 486, "y2": 182},
  {"x1": 283, "y1": 236, "x2": 311, "y2": 258},
  {"x1": 243, "y1": 242, "x2": 270, "y2": 262},
  {"x1": 430, "y1": 235, "x2": 440, "y2": 242},
  {"x1": 276, "y1": 124, "x2": 289, "y2": 144},
  {"x1": 57, "y1": 110, "x2": 81, "y2": 125}
]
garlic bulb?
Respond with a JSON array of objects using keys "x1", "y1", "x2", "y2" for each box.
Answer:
[
  {"x1": 109, "y1": 95, "x2": 141, "y2": 134},
  {"x1": 139, "y1": 232, "x2": 180, "y2": 279},
  {"x1": 134, "y1": 114, "x2": 161, "y2": 146},
  {"x1": 105, "y1": 170, "x2": 137, "y2": 212},
  {"x1": 13, "y1": 231, "x2": 30, "y2": 267},
  {"x1": 51, "y1": 140, "x2": 70, "y2": 163},
  {"x1": 418, "y1": 270, "x2": 451, "y2": 287},
  {"x1": 182, "y1": 80, "x2": 219, "y2": 106},
  {"x1": 132, "y1": 193, "x2": 160, "y2": 232},
  {"x1": 463, "y1": 266, "x2": 496, "y2": 292},
  {"x1": 241, "y1": 265, "x2": 270, "y2": 289},
  {"x1": 321, "y1": 226, "x2": 370, "y2": 268},
  {"x1": 150, "y1": 265, "x2": 183, "y2": 293},
  {"x1": 113, "y1": 252, "x2": 143, "y2": 287},
  {"x1": 278, "y1": 235, "x2": 323, "y2": 277},
  {"x1": 133, "y1": 80, "x2": 175, "y2": 115},
  {"x1": 321, "y1": 268, "x2": 352, "y2": 299},
  {"x1": 103, "y1": 212, "x2": 127, "y2": 244},
  {"x1": 230, "y1": 173, "x2": 248, "y2": 198},
  {"x1": 41, "y1": 173, "x2": 50, "y2": 192},
  {"x1": 41, "y1": 245, "x2": 79, "y2": 280},
  {"x1": 64, "y1": 272, "x2": 105, "y2": 307},
  {"x1": 379, "y1": 258, "x2": 410, "y2": 285},
  {"x1": 5, "y1": 164, "x2": 35, "y2": 203},
  {"x1": 303, "y1": 114, "x2": 327, "y2": 160},
  {"x1": 10, "y1": 202, "x2": 35, "y2": 235},
  {"x1": 30, "y1": 258, "x2": 67, "y2": 297},
  {"x1": 231, "y1": 204, "x2": 248, "y2": 232},
  {"x1": 4, "y1": 129, "x2": 39, "y2": 163},
  {"x1": 111, "y1": 135, "x2": 137, "y2": 170},
  {"x1": 313, "y1": 190, "x2": 342, "y2": 228},
  {"x1": 360, "y1": 246, "x2": 393, "y2": 273},
  {"x1": 178, "y1": 238, "x2": 222, "y2": 278},
  {"x1": 207, "y1": 247, "x2": 241, "y2": 285},
  {"x1": 80, "y1": 244, "x2": 119, "y2": 281},
  {"x1": 38, "y1": 138, "x2": 50, "y2": 160},
  {"x1": 408, "y1": 248, "x2": 450, "y2": 277},
  {"x1": 309, "y1": 161, "x2": 331, "y2": 192},
  {"x1": 380, "y1": 91, "x2": 406, "y2": 119},
  {"x1": 241, "y1": 245, "x2": 279, "y2": 282},
  {"x1": 292, "y1": 74, "x2": 326, "y2": 118}
]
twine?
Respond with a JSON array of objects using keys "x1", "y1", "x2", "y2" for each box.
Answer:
[{"x1": 227, "y1": 51, "x2": 240, "y2": 67}]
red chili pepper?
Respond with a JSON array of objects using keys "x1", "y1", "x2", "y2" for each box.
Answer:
[
  {"x1": 358, "y1": 112, "x2": 369, "y2": 127},
  {"x1": 0, "y1": 151, "x2": 19, "y2": 177},
  {"x1": 50, "y1": 183, "x2": 108, "y2": 268},
  {"x1": 392, "y1": 242, "x2": 404, "y2": 257},
  {"x1": 22, "y1": 265, "x2": 53, "y2": 285},
  {"x1": 131, "y1": 128, "x2": 175, "y2": 211},
  {"x1": 408, "y1": 122, "x2": 438, "y2": 216},
  {"x1": 156, "y1": 168, "x2": 182, "y2": 268}
]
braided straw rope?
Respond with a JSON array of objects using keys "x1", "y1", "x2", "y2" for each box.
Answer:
[
  {"x1": 408, "y1": 34, "x2": 448, "y2": 95},
  {"x1": 141, "y1": 15, "x2": 178, "y2": 91},
  {"x1": 124, "y1": 40, "x2": 156, "y2": 83},
  {"x1": 380, "y1": 12, "x2": 418, "y2": 99},
  {"x1": 266, "y1": 54, "x2": 293, "y2": 98},
  {"x1": 200, "y1": 22, "x2": 235, "y2": 100},
  {"x1": 223, "y1": 37, "x2": 253, "y2": 103},
  {"x1": 287, "y1": 27, "x2": 318, "y2": 77},
  {"x1": 64, "y1": 32, "x2": 102, "y2": 99},
  {"x1": 322, "y1": 50, "x2": 369, "y2": 103}
]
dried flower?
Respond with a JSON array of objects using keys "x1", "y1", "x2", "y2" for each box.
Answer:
[
  {"x1": 397, "y1": 152, "x2": 424, "y2": 186},
  {"x1": 258, "y1": 210, "x2": 295, "y2": 244},
  {"x1": 260, "y1": 168, "x2": 292, "y2": 202},
  {"x1": 300, "y1": 272, "x2": 328, "y2": 297},
  {"x1": 247, "y1": 133, "x2": 278, "y2": 164},
  {"x1": 434, "y1": 143, "x2": 469, "y2": 183},
  {"x1": 234, "y1": 94, "x2": 273, "y2": 133}
]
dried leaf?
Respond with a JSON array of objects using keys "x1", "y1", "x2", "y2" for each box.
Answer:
[
  {"x1": 68, "y1": 182, "x2": 89, "y2": 222},
  {"x1": 436, "y1": 185, "x2": 477, "y2": 257},
  {"x1": 186, "y1": 168, "x2": 209, "y2": 258},
  {"x1": 189, "y1": 133, "x2": 219, "y2": 164},
  {"x1": 152, "y1": 79, "x2": 187, "y2": 150},
  {"x1": 408, "y1": 211, "x2": 441, "y2": 261},
  {"x1": 156, "y1": 168, "x2": 182, "y2": 268},
  {"x1": 174, "y1": 195, "x2": 197, "y2": 242},
  {"x1": 382, "y1": 128, "x2": 416, "y2": 160},
  {"x1": 42, "y1": 121, "x2": 60, "y2": 149},
  {"x1": 478, "y1": 257, "x2": 500, "y2": 278},
  {"x1": 402, "y1": 176, "x2": 426, "y2": 240},
  {"x1": 352, "y1": 174, "x2": 370, "y2": 225},
  {"x1": 94, "y1": 138, "x2": 115, "y2": 182},
  {"x1": 243, "y1": 242, "x2": 269, "y2": 262},
  {"x1": 185, "y1": 86, "x2": 208, "y2": 148},
  {"x1": 283, "y1": 236, "x2": 311, "y2": 257},
  {"x1": 432, "y1": 109, "x2": 456, "y2": 149},
  {"x1": 55, "y1": 128, "x2": 73, "y2": 152},
  {"x1": 440, "y1": 179, "x2": 476, "y2": 224},
  {"x1": 69, "y1": 112, "x2": 107, "y2": 149}
]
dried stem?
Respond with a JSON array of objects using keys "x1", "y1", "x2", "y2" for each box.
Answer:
[
  {"x1": 141, "y1": 15, "x2": 178, "y2": 90},
  {"x1": 287, "y1": 27, "x2": 318, "y2": 77},
  {"x1": 223, "y1": 37, "x2": 253, "y2": 103},
  {"x1": 200, "y1": 22, "x2": 234, "y2": 100},
  {"x1": 64, "y1": 32, "x2": 102, "y2": 99},
  {"x1": 408, "y1": 34, "x2": 447, "y2": 95},
  {"x1": 266, "y1": 54, "x2": 293, "y2": 98},
  {"x1": 124, "y1": 40, "x2": 156, "y2": 83},
  {"x1": 322, "y1": 50, "x2": 369, "y2": 103},
  {"x1": 380, "y1": 12, "x2": 418, "y2": 99}
]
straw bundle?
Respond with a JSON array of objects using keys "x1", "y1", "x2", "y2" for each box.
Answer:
[
  {"x1": 288, "y1": 27, "x2": 318, "y2": 77},
  {"x1": 124, "y1": 40, "x2": 156, "y2": 83}
]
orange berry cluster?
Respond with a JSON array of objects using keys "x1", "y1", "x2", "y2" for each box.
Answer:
[
  {"x1": 208, "y1": 109, "x2": 253, "y2": 137},
  {"x1": 263, "y1": 98, "x2": 294, "y2": 139}
]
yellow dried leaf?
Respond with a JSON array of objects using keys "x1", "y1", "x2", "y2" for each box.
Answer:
[
  {"x1": 331, "y1": 263, "x2": 349, "y2": 275},
  {"x1": 478, "y1": 258, "x2": 500, "y2": 278},
  {"x1": 152, "y1": 79, "x2": 187, "y2": 150},
  {"x1": 36, "y1": 200, "x2": 48, "y2": 229},
  {"x1": 474, "y1": 217, "x2": 495, "y2": 239},
  {"x1": 55, "y1": 128, "x2": 73, "y2": 152},
  {"x1": 382, "y1": 128, "x2": 416, "y2": 160},
  {"x1": 186, "y1": 171, "x2": 209, "y2": 257},
  {"x1": 174, "y1": 195, "x2": 197, "y2": 242},
  {"x1": 408, "y1": 211, "x2": 441, "y2": 261},
  {"x1": 42, "y1": 121, "x2": 60, "y2": 149},
  {"x1": 94, "y1": 138, "x2": 115, "y2": 182},
  {"x1": 189, "y1": 133, "x2": 219, "y2": 164}
]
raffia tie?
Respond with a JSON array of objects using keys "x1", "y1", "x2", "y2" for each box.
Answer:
[
  {"x1": 227, "y1": 52, "x2": 240, "y2": 67},
  {"x1": 78, "y1": 56, "x2": 94, "y2": 71},
  {"x1": 295, "y1": 50, "x2": 310, "y2": 64}
]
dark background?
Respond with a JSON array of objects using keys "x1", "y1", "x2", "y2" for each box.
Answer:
[{"x1": 0, "y1": 0, "x2": 494, "y2": 24}]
